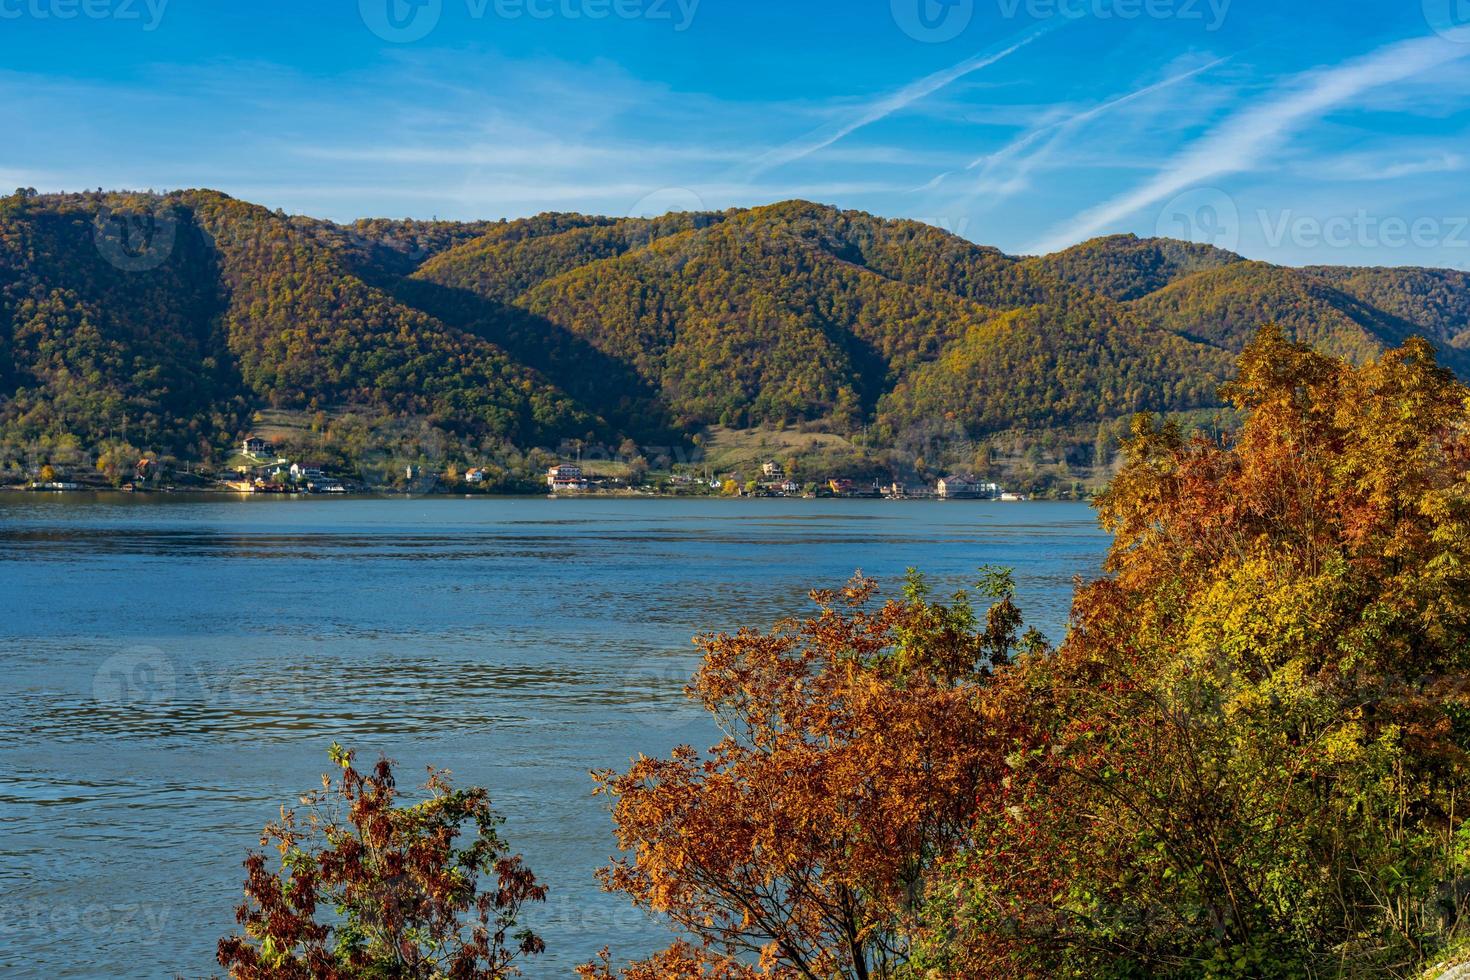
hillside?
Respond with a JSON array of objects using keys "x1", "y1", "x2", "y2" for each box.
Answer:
[
  {"x1": 1024, "y1": 233, "x2": 1243, "y2": 301},
  {"x1": 1303, "y1": 265, "x2": 1470, "y2": 349},
  {"x1": 4, "y1": 188, "x2": 1470, "y2": 488},
  {"x1": 876, "y1": 295, "x2": 1232, "y2": 442},
  {"x1": 1127, "y1": 262, "x2": 1433, "y2": 364},
  {"x1": 0, "y1": 192, "x2": 238, "y2": 457}
]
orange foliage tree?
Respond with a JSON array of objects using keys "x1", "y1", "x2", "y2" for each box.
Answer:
[{"x1": 585, "y1": 570, "x2": 1043, "y2": 979}]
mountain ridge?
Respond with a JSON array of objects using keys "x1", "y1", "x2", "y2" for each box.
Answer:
[{"x1": 3, "y1": 188, "x2": 1467, "y2": 487}]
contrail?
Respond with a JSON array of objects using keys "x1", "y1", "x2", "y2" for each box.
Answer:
[
  {"x1": 922, "y1": 56, "x2": 1231, "y2": 202},
  {"x1": 1026, "y1": 33, "x2": 1470, "y2": 256},
  {"x1": 743, "y1": 22, "x2": 1059, "y2": 179}
]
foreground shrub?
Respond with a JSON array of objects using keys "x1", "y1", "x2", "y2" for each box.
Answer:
[
  {"x1": 923, "y1": 328, "x2": 1470, "y2": 977},
  {"x1": 590, "y1": 327, "x2": 1470, "y2": 978},
  {"x1": 218, "y1": 743, "x2": 545, "y2": 979},
  {"x1": 587, "y1": 569, "x2": 1043, "y2": 979}
]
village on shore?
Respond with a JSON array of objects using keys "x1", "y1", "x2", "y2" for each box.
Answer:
[
  {"x1": 544, "y1": 461, "x2": 1027, "y2": 500},
  {"x1": 7, "y1": 435, "x2": 1029, "y2": 501}
]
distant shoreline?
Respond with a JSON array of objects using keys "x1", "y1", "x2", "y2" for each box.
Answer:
[{"x1": 0, "y1": 487, "x2": 1055, "y2": 502}]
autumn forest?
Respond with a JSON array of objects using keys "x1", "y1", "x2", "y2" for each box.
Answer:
[{"x1": 5, "y1": 188, "x2": 1470, "y2": 490}]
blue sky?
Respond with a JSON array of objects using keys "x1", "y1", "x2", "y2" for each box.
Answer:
[{"x1": 3, "y1": 0, "x2": 1470, "y2": 267}]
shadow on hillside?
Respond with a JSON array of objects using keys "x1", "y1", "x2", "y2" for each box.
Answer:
[{"x1": 380, "y1": 276, "x2": 683, "y2": 447}]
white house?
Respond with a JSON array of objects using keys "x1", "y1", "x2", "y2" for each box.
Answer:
[
  {"x1": 937, "y1": 476, "x2": 1002, "y2": 500},
  {"x1": 242, "y1": 435, "x2": 274, "y2": 456},
  {"x1": 548, "y1": 464, "x2": 588, "y2": 492}
]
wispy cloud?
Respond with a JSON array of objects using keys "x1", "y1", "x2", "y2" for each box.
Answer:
[
  {"x1": 295, "y1": 141, "x2": 949, "y2": 171},
  {"x1": 1026, "y1": 33, "x2": 1470, "y2": 255},
  {"x1": 915, "y1": 56, "x2": 1230, "y2": 214},
  {"x1": 295, "y1": 142, "x2": 747, "y2": 168},
  {"x1": 1301, "y1": 149, "x2": 1466, "y2": 181},
  {"x1": 740, "y1": 23, "x2": 1058, "y2": 180},
  {"x1": 233, "y1": 179, "x2": 917, "y2": 213}
]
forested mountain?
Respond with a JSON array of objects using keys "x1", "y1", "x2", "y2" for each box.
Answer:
[
  {"x1": 875, "y1": 295, "x2": 1231, "y2": 443},
  {"x1": 1127, "y1": 260, "x2": 1451, "y2": 368},
  {"x1": 183, "y1": 191, "x2": 601, "y2": 446},
  {"x1": 0, "y1": 192, "x2": 238, "y2": 458},
  {"x1": 1024, "y1": 233, "x2": 1243, "y2": 301},
  {"x1": 3, "y1": 188, "x2": 1470, "y2": 477},
  {"x1": 1303, "y1": 265, "x2": 1470, "y2": 349}
]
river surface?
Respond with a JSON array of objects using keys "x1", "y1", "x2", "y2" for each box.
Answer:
[{"x1": 0, "y1": 495, "x2": 1109, "y2": 978}]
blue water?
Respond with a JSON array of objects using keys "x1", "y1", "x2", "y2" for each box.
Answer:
[{"x1": 0, "y1": 495, "x2": 1109, "y2": 978}]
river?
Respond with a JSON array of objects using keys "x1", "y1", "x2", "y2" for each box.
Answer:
[{"x1": 0, "y1": 495, "x2": 1109, "y2": 978}]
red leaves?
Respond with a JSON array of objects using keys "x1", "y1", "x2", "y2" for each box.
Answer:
[
  {"x1": 578, "y1": 941, "x2": 780, "y2": 980},
  {"x1": 590, "y1": 574, "x2": 1038, "y2": 978},
  {"x1": 218, "y1": 745, "x2": 545, "y2": 979}
]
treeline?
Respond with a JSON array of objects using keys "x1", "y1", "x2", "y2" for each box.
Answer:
[
  {"x1": 215, "y1": 332, "x2": 1470, "y2": 978},
  {"x1": 4, "y1": 190, "x2": 1470, "y2": 478}
]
